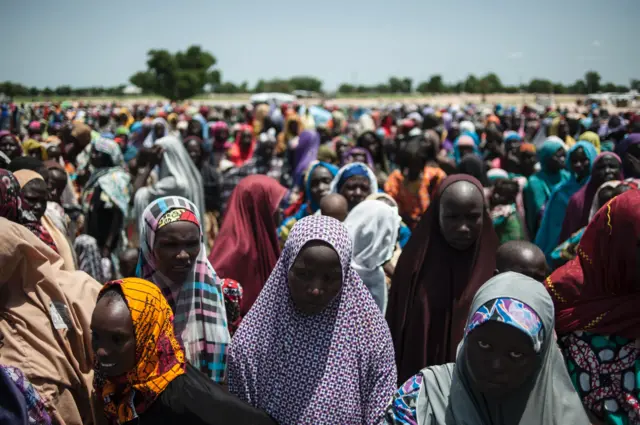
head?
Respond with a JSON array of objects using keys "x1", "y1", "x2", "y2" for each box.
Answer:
[
  {"x1": 183, "y1": 137, "x2": 204, "y2": 166},
  {"x1": 46, "y1": 166, "x2": 68, "y2": 205},
  {"x1": 90, "y1": 147, "x2": 114, "y2": 169},
  {"x1": 319, "y1": 193, "x2": 349, "y2": 222},
  {"x1": 240, "y1": 128, "x2": 253, "y2": 149},
  {"x1": 485, "y1": 127, "x2": 503, "y2": 156},
  {"x1": 258, "y1": 130, "x2": 277, "y2": 158},
  {"x1": 358, "y1": 131, "x2": 380, "y2": 158},
  {"x1": 397, "y1": 137, "x2": 428, "y2": 182},
  {"x1": 568, "y1": 147, "x2": 591, "y2": 182},
  {"x1": 496, "y1": 241, "x2": 548, "y2": 282},
  {"x1": 46, "y1": 145, "x2": 62, "y2": 162},
  {"x1": 118, "y1": 248, "x2": 140, "y2": 278},
  {"x1": 308, "y1": 164, "x2": 335, "y2": 208},
  {"x1": 438, "y1": 179, "x2": 485, "y2": 251},
  {"x1": 91, "y1": 287, "x2": 136, "y2": 377},
  {"x1": 15, "y1": 172, "x2": 48, "y2": 222},
  {"x1": 590, "y1": 153, "x2": 622, "y2": 189},
  {"x1": 152, "y1": 210, "x2": 201, "y2": 285},
  {"x1": 490, "y1": 179, "x2": 519, "y2": 208},
  {"x1": 334, "y1": 137, "x2": 350, "y2": 160},
  {"x1": 339, "y1": 175, "x2": 372, "y2": 211},
  {"x1": 287, "y1": 118, "x2": 300, "y2": 136},
  {"x1": 518, "y1": 144, "x2": 537, "y2": 177},
  {"x1": 154, "y1": 121, "x2": 166, "y2": 139},
  {"x1": 0, "y1": 132, "x2": 22, "y2": 159}
]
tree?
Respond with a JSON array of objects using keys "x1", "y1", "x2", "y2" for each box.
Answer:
[
  {"x1": 129, "y1": 45, "x2": 220, "y2": 101},
  {"x1": 527, "y1": 79, "x2": 553, "y2": 93},
  {"x1": 480, "y1": 73, "x2": 503, "y2": 93},
  {"x1": 584, "y1": 71, "x2": 601, "y2": 93},
  {"x1": 288, "y1": 76, "x2": 323, "y2": 93},
  {"x1": 401, "y1": 78, "x2": 413, "y2": 93},
  {"x1": 28, "y1": 87, "x2": 40, "y2": 97},
  {"x1": 601, "y1": 82, "x2": 618, "y2": 93},
  {"x1": 55, "y1": 85, "x2": 72, "y2": 96},
  {"x1": 552, "y1": 83, "x2": 566, "y2": 94},
  {"x1": 42, "y1": 87, "x2": 54, "y2": 96},
  {"x1": 463, "y1": 75, "x2": 479, "y2": 93},
  {"x1": 338, "y1": 83, "x2": 356, "y2": 94},
  {"x1": 426, "y1": 75, "x2": 445, "y2": 93},
  {"x1": 568, "y1": 80, "x2": 587, "y2": 94},
  {"x1": 629, "y1": 79, "x2": 640, "y2": 91}
]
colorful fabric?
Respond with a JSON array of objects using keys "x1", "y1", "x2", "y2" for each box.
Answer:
[
  {"x1": 384, "y1": 167, "x2": 447, "y2": 228},
  {"x1": 1, "y1": 365, "x2": 52, "y2": 425},
  {"x1": 490, "y1": 204, "x2": 526, "y2": 244},
  {"x1": 73, "y1": 234, "x2": 107, "y2": 283},
  {"x1": 343, "y1": 146, "x2": 374, "y2": 168},
  {"x1": 229, "y1": 215, "x2": 397, "y2": 425},
  {"x1": 137, "y1": 196, "x2": 230, "y2": 382},
  {"x1": 292, "y1": 130, "x2": 321, "y2": 186},
  {"x1": 221, "y1": 278, "x2": 243, "y2": 335},
  {"x1": 330, "y1": 162, "x2": 379, "y2": 195},
  {"x1": 227, "y1": 124, "x2": 256, "y2": 167},
  {"x1": 94, "y1": 278, "x2": 186, "y2": 424},
  {"x1": 579, "y1": 131, "x2": 602, "y2": 153},
  {"x1": 558, "y1": 331, "x2": 639, "y2": 425},
  {"x1": 384, "y1": 373, "x2": 423, "y2": 425},
  {"x1": 452, "y1": 134, "x2": 481, "y2": 164},
  {"x1": 156, "y1": 208, "x2": 198, "y2": 229}
]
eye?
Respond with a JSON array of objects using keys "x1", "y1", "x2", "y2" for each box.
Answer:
[
  {"x1": 477, "y1": 340, "x2": 491, "y2": 350},
  {"x1": 509, "y1": 351, "x2": 524, "y2": 359}
]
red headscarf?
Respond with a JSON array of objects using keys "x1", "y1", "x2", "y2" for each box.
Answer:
[
  {"x1": 227, "y1": 124, "x2": 256, "y2": 167},
  {"x1": 546, "y1": 190, "x2": 640, "y2": 339},
  {"x1": 385, "y1": 175, "x2": 498, "y2": 384},
  {"x1": 209, "y1": 175, "x2": 286, "y2": 316}
]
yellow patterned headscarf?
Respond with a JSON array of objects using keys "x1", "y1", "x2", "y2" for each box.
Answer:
[
  {"x1": 22, "y1": 138, "x2": 48, "y2": 160},
  {"x1": 93, "y1": 278, "x2": 186, "y2": 423}
]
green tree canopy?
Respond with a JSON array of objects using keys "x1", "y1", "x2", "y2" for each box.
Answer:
[
  {"x1": 129, "y1": 45, "x2": 220, "y2": 101},
  {"x1": 584, "y1": 71, "x2": 601, "y2": 93}
]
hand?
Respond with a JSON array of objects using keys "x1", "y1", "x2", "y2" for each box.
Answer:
[{"x1": 149, "y1": 146, "x2": 164, "y2": 167}]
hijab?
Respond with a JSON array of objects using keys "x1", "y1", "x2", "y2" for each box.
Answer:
[
  {"x1": 143, "y1": 117, "x2": 169, "y2": 148},
  {"x1": 22, "y1": 138, "x2": 48, "y2": 160},
  {"x1": 93, "y1": 278, "x2": 187, "y2": 424},
  {"x1": 0, "y1": 130, "x2": 22, "y2": 157},
  {"x1": 342, "y1": 146, "x2": 374, "y2": 168},
  {"x1": 578, "y1": 130, "x2": 601, "y2": 153},
  {"x1": 137, "y1": 196, "x2": 230, "y2": 382},
  {"x1": 452, "y1": 135, "x2": 481, "y2": 164},
  {"x1": 226, "y1": 124, "x2": 256, "y2": 167},
  {"x1": 292, "y1": 130, "x2": 321, "y2": 187},
  {"x1": 560, "y1": 152, "x2": 622, "y2": 241},
  {"x1": 330, "y1": 162, "x2": 379, "y2": 196},
  {"x1": 413, "y1": 272, "x2": 590, "y2": 425},
  {"x1": 344, "y1": 200, "x2": 400, "y2": 312},
  {"x1": 615, "y1": 133, "x2": 640, "y2": 177},
  {"x1": 546, "y1": 190, "x2": 640, "y2": 339},
  {"x1": 534, "y1": 141, "x2": 599, "y2": 258},
  {"x1": 386, "y1": 175, "x2": 499, "y2": 384},
  {"x1": 209, "y1": 175, "x2": 286, "y2": 316},
  {"x1": 228, "y1": 215, "x2": 397, "y2": 425},
  {"x1": 457, "y1": 154, "x2": 488, "y2": 186}
]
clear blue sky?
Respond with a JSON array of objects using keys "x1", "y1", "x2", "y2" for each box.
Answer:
[{"x1": 1, "y1": 0, "x2": 638, "y2": 90}]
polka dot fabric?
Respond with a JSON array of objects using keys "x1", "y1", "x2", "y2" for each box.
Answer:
[{"x1": 228, "y1": 215, "x2": 397, "y2": 425}]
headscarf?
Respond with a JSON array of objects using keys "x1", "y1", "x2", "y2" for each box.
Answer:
[
  {"x1": 137, "y1": 196, "x2": 230, "y2": 382},
  {"x1": 452, "y1": 134, "x2": 481, "y2": 164},
  {"x1": 292, "y1": 130, "x2": 321, "y2": 187},
  {"x1": 559, "y1": 152, "x2": 622, "y2": 241},
  {"x1": 411, "y1": 272, "x2": 589, "y2": 425},
  {"x1": 615, "y1": 133, "x2": 640, "y2": 177},
  {"x1": 21, "y1": 138, "x2": 48, "y2": 160},
  {"x1": 546, "y1": 190, "x2": 640, "y2": 339},
  {"x1": 143, "y1": 117, "x2": 168, "y2": 147},
  {"x1": 458, "y1": 154, "x2": 488, "y2": 186},
  {"x1": 316, "y1": 144, "x2": 338, "y2": 164},
  {"x1": 0, "y1": 217, "x2": 100, "y2": 424},
  {"x1": 209, "y1": 176, "x2": 286, "y2": 316},
  {"x1": 93, "y1": 278, "x2": 186, "y2": 424},
  {"x1": 578, "y1": 130, "x2": 601, "y2": 153},
  {"x1": 342, "y1": 146, "x2": 374, "y2": 168},
  {"x1": 0, "y1": 130, "x2": 23, "y2": 156},
  {"x1": 344, "y1": 200, "x2": 400, "y2": 312},
  {"x1": 534, "y1": 141, "x2": 599, "y2": 258},
  {"x1": 226, "y1": 124, "x2": 256, "y2": 167},
  {"x1": 228, "y1": 215, "x2": 397, "y2": 425},
  {"x1": 277, "y1": 113, "x2": 303, "y2": 154},
  {"x1": 210, "y1": 121, "x2": 230, "y2": 150},
  {"x1": 0, "y1": 169, "x2": 58, "y2": 253},
  {"x1": 330, "y1": 162, "x2": 379, "y2": 195},
  {"x1": 0, "y1": 365, "x2": 52, "y2": 425},
  {"x1": 133, "y1": 136, "x2": 205, "y2": 230},
  {"x1": 386, "y1": 175, "x2": 499, "y2": 384}
]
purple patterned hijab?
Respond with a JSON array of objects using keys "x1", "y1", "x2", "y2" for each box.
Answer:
[{"x1": 228, "y1": 215, "x2": 397, "y2": 425}]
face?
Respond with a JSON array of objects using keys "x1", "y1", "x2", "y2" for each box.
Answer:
[
  {"x1": 0, "y1": 136, "x2": 21, "y2": 159},
  {"x1": 28, "y1": 147, "x2": 43, "y2": 160},
  {"x1": 519, "y1": 151, "x2": 537, "y2": 177},
  {"x1": 405, "y1": 155, "x2": 427, "y2": 182},
  {"x1": 185, "y1": 139, "x2": 203, "y2": 166},
  {"x1": 240, "y1": 131, "x2": 253, "y2": 149},
  {"x1": 309, "y1": 166, "x2": 333, "y2": 206},
  {"x1": 458, "y1": 145, "x2": 475, "y2": 159},
  {"x1": 288, "y1": 120, "x2": 299, "y2": 135},
  {"x1": 351, "y1": 152, "x2": 368, "y2": 164},
  {"x1": 215, "y1": 128, "x2": 229, "y2": 141},
  {"x1": 339, "y1": 175, "x2": 371, "y2": 210},
  {"x1": 153, "y1": 123, "x2": 165, "y2": 139},
  {"x1": 360, "y1": 133, "x2": 379, "y2": 157},
  {"x1": 464, "y1": 321, "x2": 538, "y2": 396},
  {"x1": 438, "y1": 182, "x2": 484, "y2": 250},
  {"x1": 569, "y1": 147, "x2": 590, "y2": 181},
  {"x1": 90, "y1": 148, "x2": 111, "y2": 169},
  {"x1": 557, "y1": 121, "x2": 569, "y2": 139},
  {"x1": 490, "y1": 181, "x2": 518, "y2": 207},
  {"x1": 21, "y1": 179, "x2": 48, "y2": 221},
  {"x1": 47, "y1": 145, "x2": 62, "y2": 162},
  {"x1": 47, "y1": 169, "x2": 67, "y2": 204},
  {"x1": 546, "y1": 148, "x2": 566, "y2": 173},
  {"x1": 153, "y1": 220, "x2": 201, "y2": 284},
  {"x1": 287, "y1": 241, "x2": 342, "y2": 315},
  {"x1": 91, "y1": 293, "x2": 136, "y2": 377},
  {"x1": 592, "y1": 156, "x2": 620, "y2": 186},
  {"x1": 336, "y1": 140, "x2": 349, "y2": 159}
]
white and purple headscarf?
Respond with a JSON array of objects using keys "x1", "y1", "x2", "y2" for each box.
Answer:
[{"x1": 228, "y1": 215, "x2": 397, "y2": 425}]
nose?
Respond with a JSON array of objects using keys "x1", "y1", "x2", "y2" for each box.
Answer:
[
  {"x1": 307, "y1": 286, "x2": 322, "y2": 297},
  {"x1": 354, "y1": 187, "x2": 363, "y2": 196},
  {"x1": 176, "y1": 250, "x2": 190, "y2": 260},
  {"x1": 490, "y1": 356, "x2": 503, "y2": 372},
  {"x1": 95, "y1": 346, "x2": 108, "y2": 358}
]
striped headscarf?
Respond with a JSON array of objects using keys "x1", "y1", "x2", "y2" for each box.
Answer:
[
  {"x1": 93, "y1": 278, "x2": 186, "y2": 423},
  {"x1": 137, "y1": 196, "x2": 230, "y2": 382}
]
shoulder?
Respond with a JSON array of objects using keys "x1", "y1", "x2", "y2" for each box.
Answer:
[{"x1": 383, "y1": 373, "x2": 424, "y2": 424}]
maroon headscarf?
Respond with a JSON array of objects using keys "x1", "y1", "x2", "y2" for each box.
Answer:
[
  {"x1": 559, "y1": 152, "x2": 622, "y2": 241},
  {"x1": 209, "y1": 175, "x2": 286, "y2": 316},
  {"x1": 385, "y1": 174, "x2": 498, "y2": 384}
]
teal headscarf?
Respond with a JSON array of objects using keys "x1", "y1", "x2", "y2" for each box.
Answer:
[{"x1": 534, "y1": 141, "x2": 599, "y2": 260}]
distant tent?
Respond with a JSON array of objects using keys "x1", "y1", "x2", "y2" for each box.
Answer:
[{"x1": 123, "y1": 85, "x2": 142, "y2": 95}]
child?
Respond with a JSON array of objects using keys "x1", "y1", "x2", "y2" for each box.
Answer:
[{"x1": 489, "y1": 178, "x2": 526, "y2": 244}]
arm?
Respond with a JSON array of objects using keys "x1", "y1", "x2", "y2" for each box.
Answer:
[{"x1": 102, "y1": 208, "x2": 123, "y2": 257}]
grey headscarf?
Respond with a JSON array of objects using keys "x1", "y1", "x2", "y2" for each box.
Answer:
[{"x1": 415, "y1": 272, "x2": 589, "y2": 425}]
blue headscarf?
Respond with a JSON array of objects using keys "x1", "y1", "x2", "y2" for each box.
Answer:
[
  {"x1": 452, "y1": 134, "x2": 481, "y2": 164},
  {"x1": 304, "y1": 161, "x2": 339, "y2": 213},
  {"x1": 534, "y1": 141, "x2": 599, "y2": 260}
]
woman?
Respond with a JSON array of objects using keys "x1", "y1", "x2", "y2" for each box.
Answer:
[
  {"x1": 357, "y1": 126, "x2": 390, "y2": 180},
  {"x1": 615, "y1": 133, "x2": 640, "y2": 178},
  {"x1": 343, "y1": 146, "x2": 374, "y2": 169},
  {"x1": 142, "y1": 117, "x2": 169, "y2": 147},
  {"x1": 137, "y1": 196, "x2": 230, "y2": 383},
  {"x1": 14, "y1": 169, "x2": 78, "y2": 271},
  {"x1": 457, "y1": 154, "x2": 489, "y2": 187},
  {"x1": 292, "y1": 130, "x2": 321, "y2": 187},
  {"x1": 535, "y1": 141, "x2": 599, "y2": 259},
  {"x1": 452, "y1": 134, "x2": 481, "y2": 165},
  {"x1": 523, "y1": 137, "x2": 570, "y2": 237},
  {"x1": 0, "y1": 130, "x2": 23, "y2": 160},
  {"x1": 210, "y1": 175, "x2": 286, "y2": 316},
  {"x1": 0, "y1": 365, "x2": 52, "y2": 424},
  {"x1": 279, "y1": 161, "x2": 338, "y2": 244},
  {"x1": 80, "y1": 137, "x2": 131, "y2": 264},
  {"x1": 344, "y1": 200, "x2": 401, "y2": 312},
  {"x1": 132, "y1": 135, "x2": 205, "y2": 233},
  {"x1": 578, "y1": 130, "x2": 601, "y2": 153},
  {"x1": 560, "y1": 152, "x2": 622, "y2": 241},
  {"x1": 385, "y1": 272, "x2": 589, "y2": 425},
  {"x1": 0, "y1": 218, "x2": 101, "y2": 425},
  {"x1": 330, "y1": 162, "x2": 379, "y2": 211},
  {"x1": 91, "y1": 278, "x2": 276, "y2": 425},
  {"x1": 384, "y1": 137, "x2": 447, "y2": 229},
  {"x1": 21, "y1": 138, "x2": 48, "y2": 161},
  {"x1": 227, "y1": 124, "x2": 256, "y2": 167},
  {"x1": 228, "y1": 215, "x2": 397, "y2": 425},
  {"x1": 546, "y1": 190, "x2": 640, "y2": 425},
  {"x1": 386, "y1": 175, "x2": 499, "y2": 384}
]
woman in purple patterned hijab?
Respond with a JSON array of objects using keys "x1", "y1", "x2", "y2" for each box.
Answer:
[
  {"x1": 292, "y1": 130, "x2": 321, "y2": 187},
  {"x1": 228, "y1": 215, "x2": 397, "y2": 425}
]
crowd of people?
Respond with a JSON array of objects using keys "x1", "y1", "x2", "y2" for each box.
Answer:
[{"x1": 0, "y1": 99, "x2": 638, "y2": 425}]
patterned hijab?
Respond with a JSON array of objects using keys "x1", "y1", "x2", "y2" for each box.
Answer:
[
  {"x1": 137, "y1": 196, "x2": 230, "y2": 382},
  {"x1": 93, "y1": 278, "x2": 186, "y2": 424},
  {"x1": 0, "y1": 169, "x2": 58, "y2": 252},
  {"x1": 228, "y1": 215, "x2": 397, "y2": 425}
]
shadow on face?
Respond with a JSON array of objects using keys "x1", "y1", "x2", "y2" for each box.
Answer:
[
  {"x1": 21, "y1": 179, "x2": 48, "y2": 221},
  {"x1": 339, "y1": 175, "x2": 371, "y2": 211},
  {"x1": 569, "y1": 147, "x2": 590, "y2": 181},
  {"x1": 547, "y1": 148, "x2": 567, "y2": 174},
  {"x1": 47, "y1": 168, "x2": 68, "y2": 205},
  {"x1": 309, "y1": 166, "x2": 334, "y2": 207},
  {"x1": 438, "y1": 181, "x2": 484, "y2": 251},
  {"x1": 288, "y1": 241, "x2": 342, "y2": 316},
  {"x1": 153, "y1": 220, "x2": 201, "y2": 284}
]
